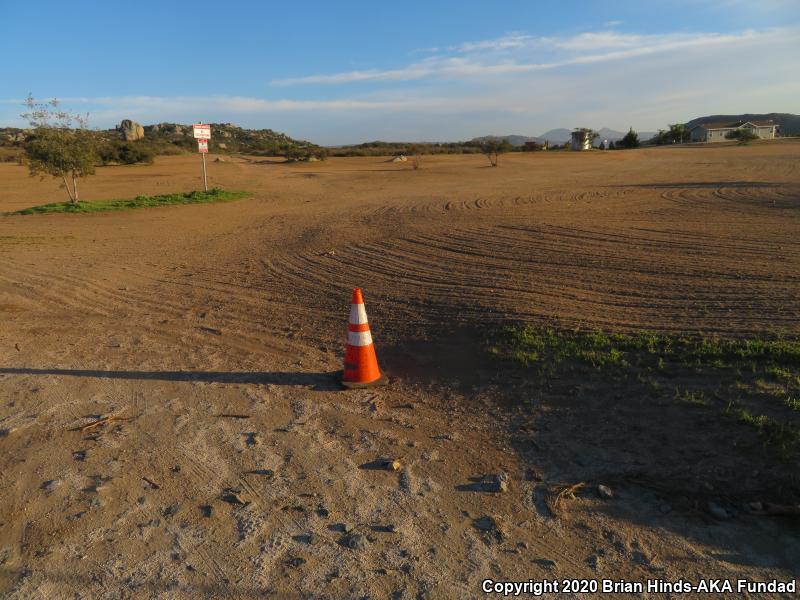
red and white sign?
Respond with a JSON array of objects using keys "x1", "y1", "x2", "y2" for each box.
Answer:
[
  {"x1": 193, "y1": 124, "x2": 211, "y2": 140},
  {"x1": 197, "y1": 139, "x2": 208, "y2": 154}
]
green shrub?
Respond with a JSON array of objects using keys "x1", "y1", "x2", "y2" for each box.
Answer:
[
  {"x1": 726, "y1": 129, "x2": 759, "y2": 143},
  {"x1": 98, "y1": 141, "x2": 155, "y2": 165},
  {"x1": 117, "y1": 143, "x2": 154, "y2": 164}
]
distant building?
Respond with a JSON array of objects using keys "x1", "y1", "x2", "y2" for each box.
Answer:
[
  {"x1": 570, "y1": 130, "x2": 592, "y2": 151},
  {"x1": 689, "y1": 120, "x2": 776, "y2": 143}
]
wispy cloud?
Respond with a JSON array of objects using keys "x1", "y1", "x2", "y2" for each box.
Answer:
[
  {"x1": 68, "y1": 95, "x2": 430, "y2": 113},
  {"x1": 1, "y1": 93, "x2": 512, "y2": 121},
  {"x1": 272, "y1": 27, "x2": 795, "y2": 86},
  {"x1": 451, "y1": 33, "x2": 537, "y2": 53},
  {"x1": 272, "y1": 27, "x2": 794, "y2": 86}
]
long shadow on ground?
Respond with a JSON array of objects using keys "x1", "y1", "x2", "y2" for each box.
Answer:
[
  {"x1": 383, "y1": 325, "x2": 800, "y2": 572},
  {"x1": 0, "y1": 368, "x2": 341, "y2": 390},
  {"x1": 0, "y1": 566, "x2": 278, "y2": 599}
]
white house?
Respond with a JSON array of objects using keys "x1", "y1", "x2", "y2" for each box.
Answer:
[{"x1": 689, "y1": 120, "x2": 777, "y2": 143}]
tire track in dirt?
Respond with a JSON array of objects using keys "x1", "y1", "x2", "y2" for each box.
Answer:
[
  {"x1": 259, "y1": 219, "x2": 800, "y2": 336},
  {"x1": 659, "y1": 183, "x2": 800, "y2": 211},
  {"x1": 0, "y1": 258, "x2": 325, "y2": 363},
  {"x1": 3, "y1": 189, "x2": 798, "y2": 346}
]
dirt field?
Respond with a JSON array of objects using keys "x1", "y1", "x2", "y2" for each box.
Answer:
[{"x1": 1, "y1": 142, "x2": 799, "y2": 598}]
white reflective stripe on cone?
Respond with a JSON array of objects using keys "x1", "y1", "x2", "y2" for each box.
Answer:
[
  {"x1": 348, "y1": 330, "x2": 373, "y2": 346},
  {"x1": 349, "y1": 303, "x2": 368, "y2": 325}
]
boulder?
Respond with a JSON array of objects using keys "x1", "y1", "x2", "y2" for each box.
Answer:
[{"x1": 118, "y1": 119, "x2": 145, "y2": 141}]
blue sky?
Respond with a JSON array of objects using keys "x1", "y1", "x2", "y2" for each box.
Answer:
[{"x1": 2, "y1": 0, "x2": 798, "y2": 144}]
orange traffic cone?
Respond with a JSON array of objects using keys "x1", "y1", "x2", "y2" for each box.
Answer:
[{"x1": 342, "y1": 288, "x2": 388, "y2": 389}]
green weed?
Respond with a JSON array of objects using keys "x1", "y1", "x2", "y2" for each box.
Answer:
[
  {"x1": 674, "y1": 387, "x2": 709, "y2": 407},
  {"x1": 9, "y1": 188, "x2": 249, "y2": 215}
]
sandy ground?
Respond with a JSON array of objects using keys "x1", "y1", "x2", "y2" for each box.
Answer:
[{"x1": 0, "y1": 142, "x2": 799, "y2": 598}]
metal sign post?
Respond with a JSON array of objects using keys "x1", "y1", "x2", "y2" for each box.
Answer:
[
  {"x1": 201, "y1": 151, "x2": 208, "y2": 192},
  {"x1": 193, "y1": 124, "x2": 211, "y2": 192}
]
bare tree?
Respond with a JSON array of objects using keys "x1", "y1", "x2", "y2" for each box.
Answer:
[{"x1": 407, "y1": 144, "x2": 423, "y2": 170}]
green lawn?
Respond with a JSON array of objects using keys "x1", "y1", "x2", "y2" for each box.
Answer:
[{"x1": 9, "y1": 188, "x2": 249, "y2": 215}]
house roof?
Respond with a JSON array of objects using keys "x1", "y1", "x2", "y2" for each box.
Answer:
[{"x1": 692, "y1": 119, "x2": 775, "y2": 131}]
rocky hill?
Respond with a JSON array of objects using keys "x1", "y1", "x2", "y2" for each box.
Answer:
[
  {"x1": 0, "y1": 121, "x2": 322, "y2": 163},
  {"x1": 141, "y1": 122, "x2": 318, "y2": 155}
]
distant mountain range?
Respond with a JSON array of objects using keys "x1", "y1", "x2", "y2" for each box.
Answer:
[
  {"x1": 474, "y1": 127, "x2": 656, "y2": 147},
  {"x1": 474, "y1": 113, "x2": 798, "y2": 146}
]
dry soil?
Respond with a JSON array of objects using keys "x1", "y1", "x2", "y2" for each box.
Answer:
[{"x1": 0, "y1": 142, "x2": 799, "y2": 599}]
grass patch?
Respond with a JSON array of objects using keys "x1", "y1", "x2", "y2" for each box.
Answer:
[
  {"x1": 489, "y1": 325, "x2": 800, "y2": 458},
  {"x1": 766, "y1": 366, "x2": 794, "y2": 381},
  {"x1": 674, "y1": 387, "x2": 710, "y2": 407},
  {"x1": 489, "y1": 325, "x2": 800, "y2": 374},
  {"x1": 9, "y1": 188, "x2": 249, "y2": 215},
  {"x1": 724, "y1": 400, "x2": 800, "y2": 456}
]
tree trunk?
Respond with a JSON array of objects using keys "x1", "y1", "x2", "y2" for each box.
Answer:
[
  {"x1": 62, "y1": 175, "x2": 75, "y2": 203},
  {"x1": 72, "y1": 174, "x2": 79, "y2": 203}
]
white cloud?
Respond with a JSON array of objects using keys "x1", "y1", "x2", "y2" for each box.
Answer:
[
  {"x1": 451, "y1": 33, "x2": 537, "y2": 53},
  {"x1": 272, "y1": 27, "x2": 796, "y2": 86},
  {"x1": 555, "y1": 31, "x2": 646, "y2": 50}
]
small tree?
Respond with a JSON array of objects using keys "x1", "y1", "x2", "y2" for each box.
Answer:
[
  {"x1": 726, "y1": 129, "x2": 759, "y2": 144},
  {"x1": 652, "y1": 129, "x2": 669, "y2": 145},
  {"x1": 314, "y1": 147, "x2": 329, "y2": 161},
  {"x1": 481, "y1": 139, "x2": 512, "y2": 167},
  {"x1": 22, "y1": 95, "x2": 98, "y2": 203},
  {"x1": 667, "y1": 123, "x2": 689, "y2": 144},
  {"x1": 619, "y1": 127, "x2": 640, "y2": 149},
  {"x1": 407, "y1": 144, "x2": 423, "y2": 170}
]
